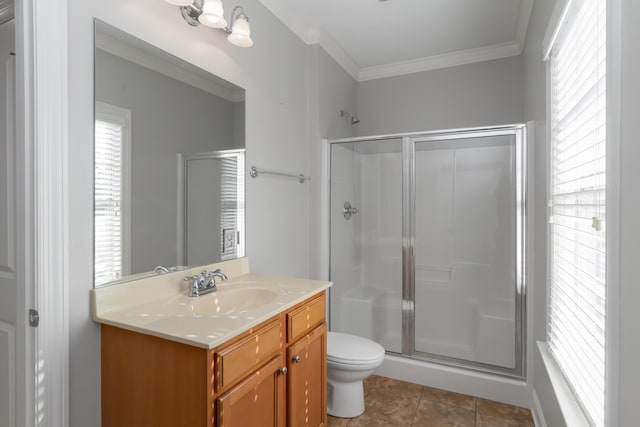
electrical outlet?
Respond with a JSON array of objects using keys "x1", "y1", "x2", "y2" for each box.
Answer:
[{"x1": 222, "y1": 228, "x2": 236, "y2": 253}]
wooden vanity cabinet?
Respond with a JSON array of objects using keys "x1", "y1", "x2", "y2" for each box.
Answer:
[
  {"x1": 287, "y1": 324, "x2": 327, "y2": 427},
  {"x1": 285, "y1": 293, "x2": 327, "y2": 427},
  {"x1": 101, "y1": 291, "x2": 327, "y2": 427},
  {"x1": 101, "y1": 324, "x2": 214, "y2": 427}
]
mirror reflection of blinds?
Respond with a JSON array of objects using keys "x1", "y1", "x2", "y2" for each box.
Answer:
[
  {"x1": 548, "y1": 0, "x2": 606, "y2": 425},
  {"x1": 220, "y1": 156, "x2": 243, "y2": 260},
  {"x1": 95, "y1": 119, "x2": 123, "y2": 286}
]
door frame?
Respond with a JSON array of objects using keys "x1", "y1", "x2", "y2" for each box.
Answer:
[{"x1": 15, "y1": 0, "x2": 69, "y2": 425}]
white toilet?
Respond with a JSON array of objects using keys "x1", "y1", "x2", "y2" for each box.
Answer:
[{"x1": 326, "y1": 332, "x2": 386, "y2": 418}]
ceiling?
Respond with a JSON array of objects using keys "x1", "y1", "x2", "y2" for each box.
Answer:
[{"x1": 257, "y1": 0, "x2": 534, "y2": 81}]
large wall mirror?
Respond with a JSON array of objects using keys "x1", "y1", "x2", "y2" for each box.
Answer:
[{"x1": 94, "y1": 20, "x2": 245, "y2": 287}]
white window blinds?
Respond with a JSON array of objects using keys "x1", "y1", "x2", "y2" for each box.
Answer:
[
  {"x1": 219, "y1": 154, "x2": 245, "y2": 261},
  {"x1": 94, "y1": 103, "x2": 131, "y2": 286},
  {"x1": 548, "y1": 0, "x2": 607, "y2": 426}
]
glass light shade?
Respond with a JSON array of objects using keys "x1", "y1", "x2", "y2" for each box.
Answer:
[
  {"x1": 199, "y1": 0, "x2": 227, "y2": 28},
  {"x1": 166, "y1": 0, "x2": 193, "y2": 6},
  {"x1": 227, "y1": 16, "x2": 253, "y2": 47}
]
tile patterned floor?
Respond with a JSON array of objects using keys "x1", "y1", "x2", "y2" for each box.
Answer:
[{"x1": 328, "y1": 375, "x2": 535, "y2": 427}]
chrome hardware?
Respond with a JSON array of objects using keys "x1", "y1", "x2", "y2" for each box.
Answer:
[
  {"x1": 185, "y1": 269, "x2": 228, "y2": 297},
  {"x1": 206, "y1": 269, "x2": 228, "y2": 289},
  {"x1": 210, "y1": 268, "x2": 228, "y2": 281},
  {"x1": 278, "y1": 366, "x2": 288, "y2": 375},
  {"x1": 343, "y1": 201, "x2": 359, "y2": 220},
  {"x1": 340, "y1": 109, "x2": 360, "y2": 125},
  {"x1": 154, "y1": 265, "x2": 171, "y2": 274},
  {"x1": 29, "y1": 309, "x2": 39, "y2": 327},
  {"x1": 292, "y1": 355, "x2": 301, "y2": 363},
  {"x1": 249, "y1": 166, "x2": 309, "y2": 184},
  {"x1": 184, "y1": 274, "x2": 200, "y2": 297}
]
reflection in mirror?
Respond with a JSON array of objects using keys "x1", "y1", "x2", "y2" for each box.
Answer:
[
  {"x1": 94, "y1": 20, "x2": 245, "y2": 287},
  {"x1": 179, "y1": 150, "x2": 245, "y2": 267}
]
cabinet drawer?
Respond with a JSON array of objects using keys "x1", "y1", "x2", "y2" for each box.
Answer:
[
  {"x1": 287, "y1": 294, "x2": 325, "y2": 343},
  {"x1": 214, "y1": 320, "x2": 282, "y2": 391}
]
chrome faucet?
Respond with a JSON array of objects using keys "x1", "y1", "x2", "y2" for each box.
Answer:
[
  {"x1": 208, "y1": 268, "x2": 228, "y2": 283},
  {"x1": 184, "y1": 269, "x2": 228, "y2": 297},
  {"x1": 154, "y1": 265, "x2": 171, "y2": 274}
]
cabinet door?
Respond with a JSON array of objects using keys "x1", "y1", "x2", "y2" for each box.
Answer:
[
  {"x1": 216, "y1": 355, "x2": 286, "y2": 427},
  {"x1": 287, "y1": 324, "x2": 327, "y2": 427}
]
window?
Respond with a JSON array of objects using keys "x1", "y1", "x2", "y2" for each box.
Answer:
[
  {"x1": 547, "y1": 0, "x2": 607, "y2": 425},
  {"x1": 94, "y1": 102, "x2": 131, "y2": 286}
]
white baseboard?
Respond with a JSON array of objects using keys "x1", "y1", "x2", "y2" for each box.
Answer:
[
  {"x1": 531, "y1": 388, "x2": 548, "y2": 427},
  {"x1": 375, "y1": 354, "x2": 533, "y2": 409}
]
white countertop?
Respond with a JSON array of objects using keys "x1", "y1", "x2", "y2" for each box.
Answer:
[{"x1": 92, "y1": 258, "x2": 331, "y2": 349}]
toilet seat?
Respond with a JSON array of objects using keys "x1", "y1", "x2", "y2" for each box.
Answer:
[{"x1": 327, "y1": 332, "x2": 385, "y2": 365}]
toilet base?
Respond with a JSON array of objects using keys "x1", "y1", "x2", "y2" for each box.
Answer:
[{"x1": 327, "y1": 378, "x2": 365, "y2": 418}]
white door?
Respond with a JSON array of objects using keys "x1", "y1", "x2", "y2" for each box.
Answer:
[{"x1": 0, "y1": 17, "x2": 28, "y2": 427}]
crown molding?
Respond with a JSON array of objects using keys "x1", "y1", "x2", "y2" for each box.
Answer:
[
  {"x1": 95, "y1": 29, "x2": 245, "y2": 102},
  {"x1": 314, "y1": 30, "x2": 360, "y2": 81},
  {"x1": 258, "y1": 0, "x2": 534, "y2": 82},
  {"x1": 258, "y1": 0, "x2": 360, "y2": 80},
  {"x1": 0, "y1": 0, "x2": 13, "y2": 25},
  {"x1": 516, "y1": 0, "x2": 534, "y2": 53},
  {"x1": 357, "y1": 41, "x2": 522, "y2": 81}
]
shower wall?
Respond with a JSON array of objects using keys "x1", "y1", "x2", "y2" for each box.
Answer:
[{"x1": 329, "y1": 126, "x2": 525, "y2": 376}]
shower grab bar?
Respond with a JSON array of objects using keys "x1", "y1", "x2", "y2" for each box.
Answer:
[{"x1": 249, "y1": 166, "x2": 310, "y2": 184}]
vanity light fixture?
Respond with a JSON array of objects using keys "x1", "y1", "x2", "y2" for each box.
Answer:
[{"x1": 166, "y1": 0, "x2": 254, "y2": 47}]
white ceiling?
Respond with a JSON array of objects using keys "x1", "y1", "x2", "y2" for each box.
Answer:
[{"x1": 257, "y1": 0, "x2": 534, "y2": 81}]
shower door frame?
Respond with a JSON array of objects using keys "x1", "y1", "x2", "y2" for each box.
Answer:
[{"x1": 325, "y1": 123, "x2": 527, "y2": 380}]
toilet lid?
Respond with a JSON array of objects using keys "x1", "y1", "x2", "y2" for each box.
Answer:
[{"x1": 327, "y1": 332, "x2": 385, "y2": 364}]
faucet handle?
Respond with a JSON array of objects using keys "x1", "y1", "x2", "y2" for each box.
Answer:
[{"x1": 184, "y1": 275, "x2": 200, "y2": 297}]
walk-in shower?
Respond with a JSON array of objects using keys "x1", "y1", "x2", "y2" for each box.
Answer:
[{"x1": 327, "y1": 125, "x2": 526, "y2": 380}]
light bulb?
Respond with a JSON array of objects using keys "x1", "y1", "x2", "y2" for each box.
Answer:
[
  {"x1": 199, "y1": 0, "x2": 227, "y2": 28},
  {"x1": 227, "y1": 15, "x2": 253, "y2": 47}
]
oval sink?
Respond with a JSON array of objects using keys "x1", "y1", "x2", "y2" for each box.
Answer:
[{"x1": 191, "y1": 286, "x2": 280, "y2": 315}]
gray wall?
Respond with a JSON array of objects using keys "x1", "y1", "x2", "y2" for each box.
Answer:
[
  {"x1": 307, "y1": 45, "x2": 358, "y2": 279},
  {"x1": 356, "y1": 56, "x2": 524, "y2": 135},
  {"x1": 95, "y1": 49, "x2": 240, "y2": 274}
]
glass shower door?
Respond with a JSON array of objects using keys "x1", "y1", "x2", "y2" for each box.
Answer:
[
  {"x1": 327, "y1": 125, "x2": 526, "y2": 377},
  {"x1": 411, "y1": 131, "x2": 524, "y2": 372}
]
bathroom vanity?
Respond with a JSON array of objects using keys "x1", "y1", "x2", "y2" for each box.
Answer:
[{"x1": 92, "y1": 258, "x2": 331, "y2": 427}]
